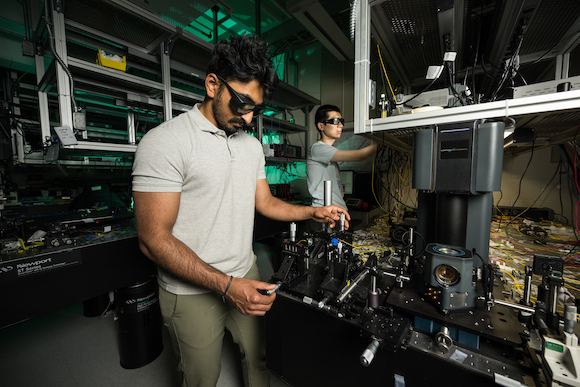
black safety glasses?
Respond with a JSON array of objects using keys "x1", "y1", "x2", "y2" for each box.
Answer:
[
  {"x1": 217, "y1": 75, "x2": 266, "y2": 116},
  {"x1": 322, "y1": 117, "x2": 345, "y2": 125}
]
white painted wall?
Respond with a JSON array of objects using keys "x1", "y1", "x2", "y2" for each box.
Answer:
[{"x1": 494, "y1": 146, "x2": 575, "y2": 225}]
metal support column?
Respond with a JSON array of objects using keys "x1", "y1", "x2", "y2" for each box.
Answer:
[
  {"x1": 29, "y1": 0, "x2": 51, "y2": 144},
  {"x1": 161, "y1": 40, "x2": 173, "y2": 121},
  {"x1": 35, "y1": 52, "x2": 51, "y2": 144},
  {"x1": 9, "y1": 72, "x2": 26, "y2": 164},
  {"x1": 556, "y1": 53, "x2": 570, "y2": 80},
  {"x1": 304, "y1": 107, "x2": 311, "y2": 154},
  {"x1": 354, "y1": 0, "x2": 371, "y2": 134},
  {"x1": 255, "y1": 0, "x2": 261, "y2": 36},
  {"x1": 51, "y1": 3, "x2": 74, "y2": 129},
  {"x1": 257, "y1": 115, "x2": 264, "y2": 144},
  {"x1": 127, "y1": 110, "x2": 136, "y2": 145},
  {"x1": 212, "y1": 6, "x2": 220, "y2": 45}
]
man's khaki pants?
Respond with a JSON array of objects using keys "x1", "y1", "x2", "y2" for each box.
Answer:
[{"x1": 159, "y1": 261, "x2": 269, "y2": 387}]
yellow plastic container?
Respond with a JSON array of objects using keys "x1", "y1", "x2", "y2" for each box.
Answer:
[{"x1": 96, "y1": 49, "x2": 126, "y2": 72}]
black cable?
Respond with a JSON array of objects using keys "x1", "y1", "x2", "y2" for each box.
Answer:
[
  {"x1": 506, "y1": 138, "x2": 536, "y2": 218},
  {"x1": 489, "y1": 51, "x2": 519, "y2": 102},
  {"x1": 373, "y1": 146, "x2": 393, "y2": 209},
  {"x1": 468, "y1": 4, "x2": 483, "y2": 99},
  {"x1": 504, "y1": 138, "x2": 536, "y2": 235},
  {"x1": 564, "y1": 240, "x2": 580, "y2": 259},
  {"x1": 520, "y1": 158, "x2": 561, "y2": 218},
  {"x1": 473, "y1": 250, "x2": 485, "y2": 268},
  {"x1": 376, "y1": 148, "x2": 417, "y2": 210},
  {"x1": 494, "y1": 189, "x2": 505, "y2": 232},
  {"x1": 373, "y1": 147, "x2": 390, "y2": 209},
  {"x1": 44, "y1": 0, "x2": 77, "y2": 112},
  {"x1": 560, "y1": 143, "x2": 580, "y2": 180},
  {"x1": 10, "y1": 116, "x2": 26, "y2": 137},
  {"x1": 506, "y1": 149, "x2": 563, "y2": 239},
  {"x1": 516, "y1": 69, "x2": 528, "y2": 86},
  {"x1": 401, "y1": 229, "x2": 427, "y2": 258},
  {"x1": 0, "y1": 120, "x2": 11, "y2": 139},
  {"x1": 479, "y1": 55, "x2": 504, "y2": 102},
  {"x1": 488, "y1": 18, "x2": 528, "y2": 102},
  {"x1": 495, "y1": 189, "x2": 504, "y2": 210},
  {"x1": 559, "y1": 148, "x2": 566, "y2": 224},
  {"x1": 560, "y1": 144, "x2": 580, "y2": 234},
  {"x1": 479, "y1": 55, "x2": 500, "y2": 89},
  {"x1": 446, "y1": 65, "x2": 465, "y2": 106}
]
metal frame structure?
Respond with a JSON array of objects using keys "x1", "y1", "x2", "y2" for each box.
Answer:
[
  {"x1": 23, "y1": 0, "x2": 318, "y2": 165},
  {"x1": 354, "y1": 0, "x2": 580, "y2": 145}
]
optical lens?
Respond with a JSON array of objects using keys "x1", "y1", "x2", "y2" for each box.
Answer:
[
  {"x1": 253, "y1": 105, "x2": 266, "y2": 115},
  {"x1": 325, "y1": 118, "x2": 344, "y2": 125},
  {"x1": 237, "y1": 104, "x2": 265, "y2": 116},
  {"x1": 238, "y1": 104, "x2": 255, "y2": 114},
  {"x1": 434, "y1": 264, "x2": 460, "y2": 287}
]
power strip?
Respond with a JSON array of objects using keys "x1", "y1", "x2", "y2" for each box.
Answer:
[{"x1": 513, "y1": 75, "x2": 580, "y2": 98}]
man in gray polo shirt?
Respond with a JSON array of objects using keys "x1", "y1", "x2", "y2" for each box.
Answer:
[{"x1": 132, "y1": 35, "x2": 350, "y2": 387}]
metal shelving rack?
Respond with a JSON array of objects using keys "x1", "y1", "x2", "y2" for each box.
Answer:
[
  {"x1": 29, "y1": 0, "x2": 210, "y2": 157},
  {"x1": 258, "y1": 115, "x2": 311, "y2": 163},
  {"x1": 27, "y1": 0, "x2": 318, "y2": 164}
]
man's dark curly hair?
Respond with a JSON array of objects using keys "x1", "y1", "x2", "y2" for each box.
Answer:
[{"x1": 207, "y1": 34, "x2": 278, "y2": 98}]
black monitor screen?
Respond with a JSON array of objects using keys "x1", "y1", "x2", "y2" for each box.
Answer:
[
  {"x1": 340, "y1": 170, "x2": 354, "y2": 195},
  {"x1": 353, "y1": 172, "x2": 379, "y2": 206}
]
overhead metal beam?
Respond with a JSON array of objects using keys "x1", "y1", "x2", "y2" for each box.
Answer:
[
  {"x1": 482, "y1": 0, "x2": 542, "y2": 95},
  {"x1": 287, "y1": 0, "x2": 354, "y2": 61},
  {"x1": 486, "y1": 0, "x2": 541, "y2": 66}
]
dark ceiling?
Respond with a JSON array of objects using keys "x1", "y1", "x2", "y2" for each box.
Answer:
[
  {"x1": 9, "y1": 0, "x2": 580, "y2": 104},
  {"x1": 3, "y1": 0, "x2": 580, "y2": 126},
  {"x1": 121, "y1": 0, "x2": 578, "y2": 105},
  {"x1": 367, "y1": 0, "x2": 580, "y2": 103}
]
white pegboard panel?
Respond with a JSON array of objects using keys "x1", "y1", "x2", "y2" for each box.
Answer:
[{"x1": 513, "y1": 75, "x2": 580, "y2": 99}]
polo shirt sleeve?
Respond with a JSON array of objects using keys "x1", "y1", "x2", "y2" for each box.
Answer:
[
  {"x1": 132, "y1": 127, "x2": 185, "y2": 193},
  {"x1": 310, "y1": 141, "x2": 338, "y2": 165},
  {"x1": 258, "y1": 151, "x2": 266, "y2": 180}
]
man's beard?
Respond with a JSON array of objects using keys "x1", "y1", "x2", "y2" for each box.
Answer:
[{"x1": 212, "y1": 94, "x2": 245, "y2": 136}]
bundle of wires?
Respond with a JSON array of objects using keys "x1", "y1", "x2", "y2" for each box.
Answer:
[{"x1": 370, "y1": 145, "x2": 417, "y2": 222}]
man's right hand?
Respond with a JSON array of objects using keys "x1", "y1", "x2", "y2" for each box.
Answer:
[
  {"x1": 312, "y1": 205, "x2": 351, "y2": 229},
  {"x1": 225, "y1": 277, "x2": 277, "y2": 316}
]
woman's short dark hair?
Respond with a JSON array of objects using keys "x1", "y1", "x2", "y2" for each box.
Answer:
[
  {"x1": 315, "y1": 104, "x2": 341, "y2": 124},
  {"x1": 207, "y1": 34, "x2": 278, "y2": 98}
]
